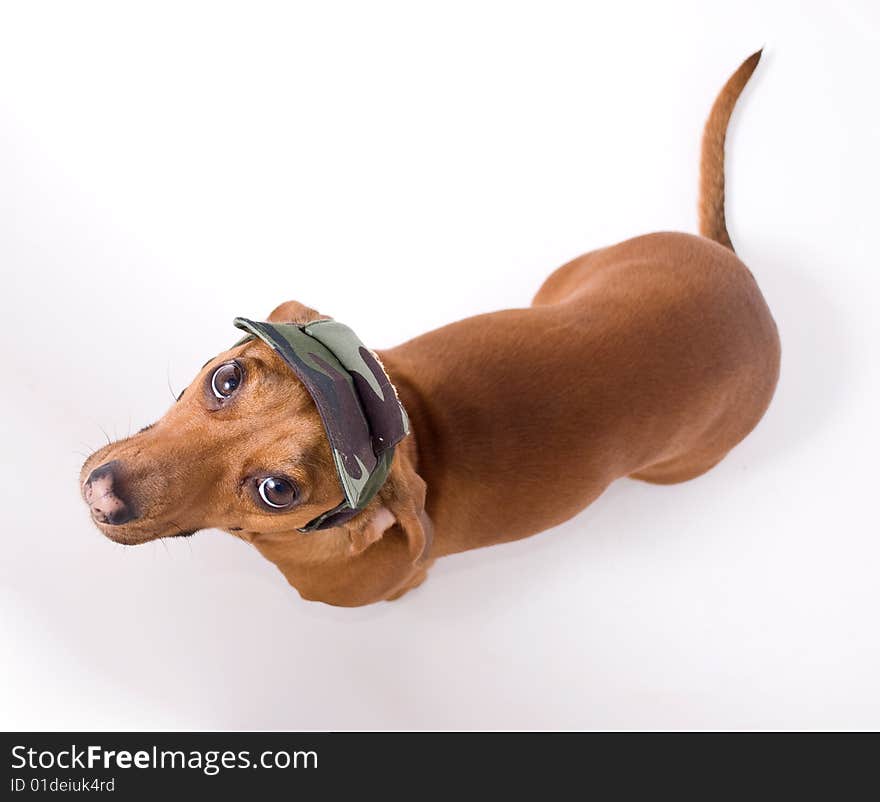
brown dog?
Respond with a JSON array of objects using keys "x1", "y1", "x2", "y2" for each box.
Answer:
[{"x1": 80, "y1": 52, "x2": 779, "y2": 606}]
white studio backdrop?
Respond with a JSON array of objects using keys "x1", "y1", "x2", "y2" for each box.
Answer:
[{"x1": 1, "y1": 0, "x2": 878, "y2": 729}]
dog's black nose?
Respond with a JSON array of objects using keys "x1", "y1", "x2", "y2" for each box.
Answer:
[{"x1": 83, "y1": 460, "x2": 137, "y2": 525}]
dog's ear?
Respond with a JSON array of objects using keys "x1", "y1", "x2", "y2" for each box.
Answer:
[
  {"x1": 267, "y1": 300, "x2": 328, "y2": 325},
  {"x1": 343, "y1": 453, "x2": 433, "y2": 563}
]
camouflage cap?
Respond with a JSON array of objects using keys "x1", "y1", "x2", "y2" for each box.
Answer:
[{"x1": 232, "y1": 317, "x2": 409, "y2": 532}]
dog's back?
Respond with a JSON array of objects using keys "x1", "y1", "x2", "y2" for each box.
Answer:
[{"x1": 382, "y1": 52, "x2": 780, "y2": 556}]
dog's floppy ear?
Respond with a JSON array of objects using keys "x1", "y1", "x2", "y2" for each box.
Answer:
[
  {"x1": 343, "y1": 453, "x2": 433, "y2": 563},
  {"x1": 267, "y1": 300, "x2": 329, "y2": 325}
]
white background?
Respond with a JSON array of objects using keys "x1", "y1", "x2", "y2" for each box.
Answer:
[{"x1": 1, "y1": 0, "x2": 878, "y2": 730}]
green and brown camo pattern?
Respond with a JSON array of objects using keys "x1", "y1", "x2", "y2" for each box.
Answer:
[{"x1": 232, "y1": 317, "x2": 409, "y2": 531}]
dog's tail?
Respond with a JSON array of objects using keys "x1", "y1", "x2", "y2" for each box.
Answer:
[{"x1": 698, "y1": 49, "x2": 762, "y2": 252}]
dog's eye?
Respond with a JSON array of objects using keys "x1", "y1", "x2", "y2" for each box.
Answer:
[
  {"x1": 258, "y1": 476, "x2": 297, "y2": 509},
  {"x1": 211, "y1": 362, "x2": 242, "y2": 399}
]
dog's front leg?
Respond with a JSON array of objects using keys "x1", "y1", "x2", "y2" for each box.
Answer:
[{"x1": 386, "y1": 560, "x2": 435, "y2": 601}]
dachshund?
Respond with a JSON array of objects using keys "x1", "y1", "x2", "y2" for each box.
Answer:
[{"x1": 81, "y1": 52, "x2": 779, "y2": 606}]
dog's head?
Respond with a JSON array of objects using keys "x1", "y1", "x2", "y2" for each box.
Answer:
[{"x1": 79, "y1": 300, "x2": 431, "y2": 605}]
